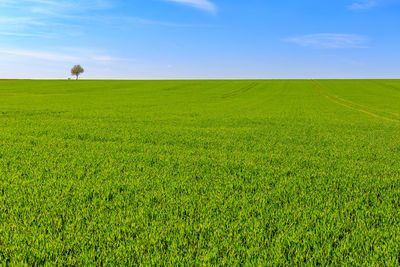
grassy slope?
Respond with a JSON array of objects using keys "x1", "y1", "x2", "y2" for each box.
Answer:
[{"x1": 0, "y1": 80, "x2": 400, "y2": 265}]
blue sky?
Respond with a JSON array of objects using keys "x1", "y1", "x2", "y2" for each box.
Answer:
[{"x1": 0, "y1": 0, "x2": 399, "y2": 79}]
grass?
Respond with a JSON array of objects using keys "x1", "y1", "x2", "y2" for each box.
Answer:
[{"x1": 1, "y1": 79, "x2": 400, "y2": 265}]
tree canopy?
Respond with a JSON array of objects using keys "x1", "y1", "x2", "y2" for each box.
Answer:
[{"x1": 71, "y1": 65, "x2": 84, "y2": 80}]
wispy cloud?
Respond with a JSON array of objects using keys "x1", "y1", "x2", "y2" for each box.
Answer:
[
  {"x1": 349, "y1": 0, "x2": 378, "y2": 10},
  {"x1": 0, "y1": 49, "x2": 79, "y2": 61},
  {"x1": 165, "y1": 0, "x2": 217, "y2": 13},
  {"x1": 0, "y1": 48, "x2": 121, "y2": 64},
  {"x1": 0, "y1": 0, "x2": 214, "y2": 40},
  {"x1": 0, "y1": 0, "x2": 113, "y2": 12},
  {"x1": 123, "y1": 16, "x2": 216, "y2": 27},
  {"x1": 0, "y1": 31, "x2": 52, "y2": 38},
  {"x1": 286, "y1": 33, "x2": 367, "y2": 49},
  {"x1": 0, "y1": 0, "x2": 115, "y2": 40},
  {"x1": 0, "y1": 0, "x2": 113, "y2": 25},
  {"x1": 0, "y1": 17, "x2": 43, "y2": 25}
]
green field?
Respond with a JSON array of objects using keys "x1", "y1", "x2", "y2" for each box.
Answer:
[{"x1": 1, "y1": 79, "x2": 400, "y2": 265}]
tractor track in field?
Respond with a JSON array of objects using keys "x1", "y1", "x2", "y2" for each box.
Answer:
[
  {"x1": 313, "y1": 80, "x2": 400, "y2": 118},
  {"x1": 221, "y1": 82, "x2": 258, "y2": 99},
  {"x1": 311, "y1": 80, "x2": 400, "y2": 123}
]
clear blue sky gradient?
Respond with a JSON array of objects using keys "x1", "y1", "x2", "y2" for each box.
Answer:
[{"x1": 0, "y1": 0, "x2": 399, "y2": 79}]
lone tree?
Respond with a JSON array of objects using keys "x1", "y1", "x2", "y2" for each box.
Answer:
[{"x1": 71, "y1": 65, "x2": 84, "y2": 80}]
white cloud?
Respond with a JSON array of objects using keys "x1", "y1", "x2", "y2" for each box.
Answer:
[
  {"x1": 0, "y1": 17, "x2": 43, "y2": 25},
  {"x1": 0, "y1": 31, "x2": 51, "y2": 38},
  {"x1": 0, "y1": 49, "x2": 79, "y2": 61},
  {"x1": 165, "y1": 0, "x2": 217, "y2": 13},
  {"x1": 349, "y1": 0, "x2": 378, "y2": 10},
  {"x1": 0, "y1": 0, "x2": 113, "y2": 16},
  {"x1": 0, "y1": 48, "x2": 121, "y2": 64},
  {"x1": 286, "y1": 33, "x2": 367, "y2": 49},
  {"x1": 123, "y1": 16, "x2": 215, "y2": 27},
  {"x1": 0, "y1": 0, "x2": 116, "y2": 40}
]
